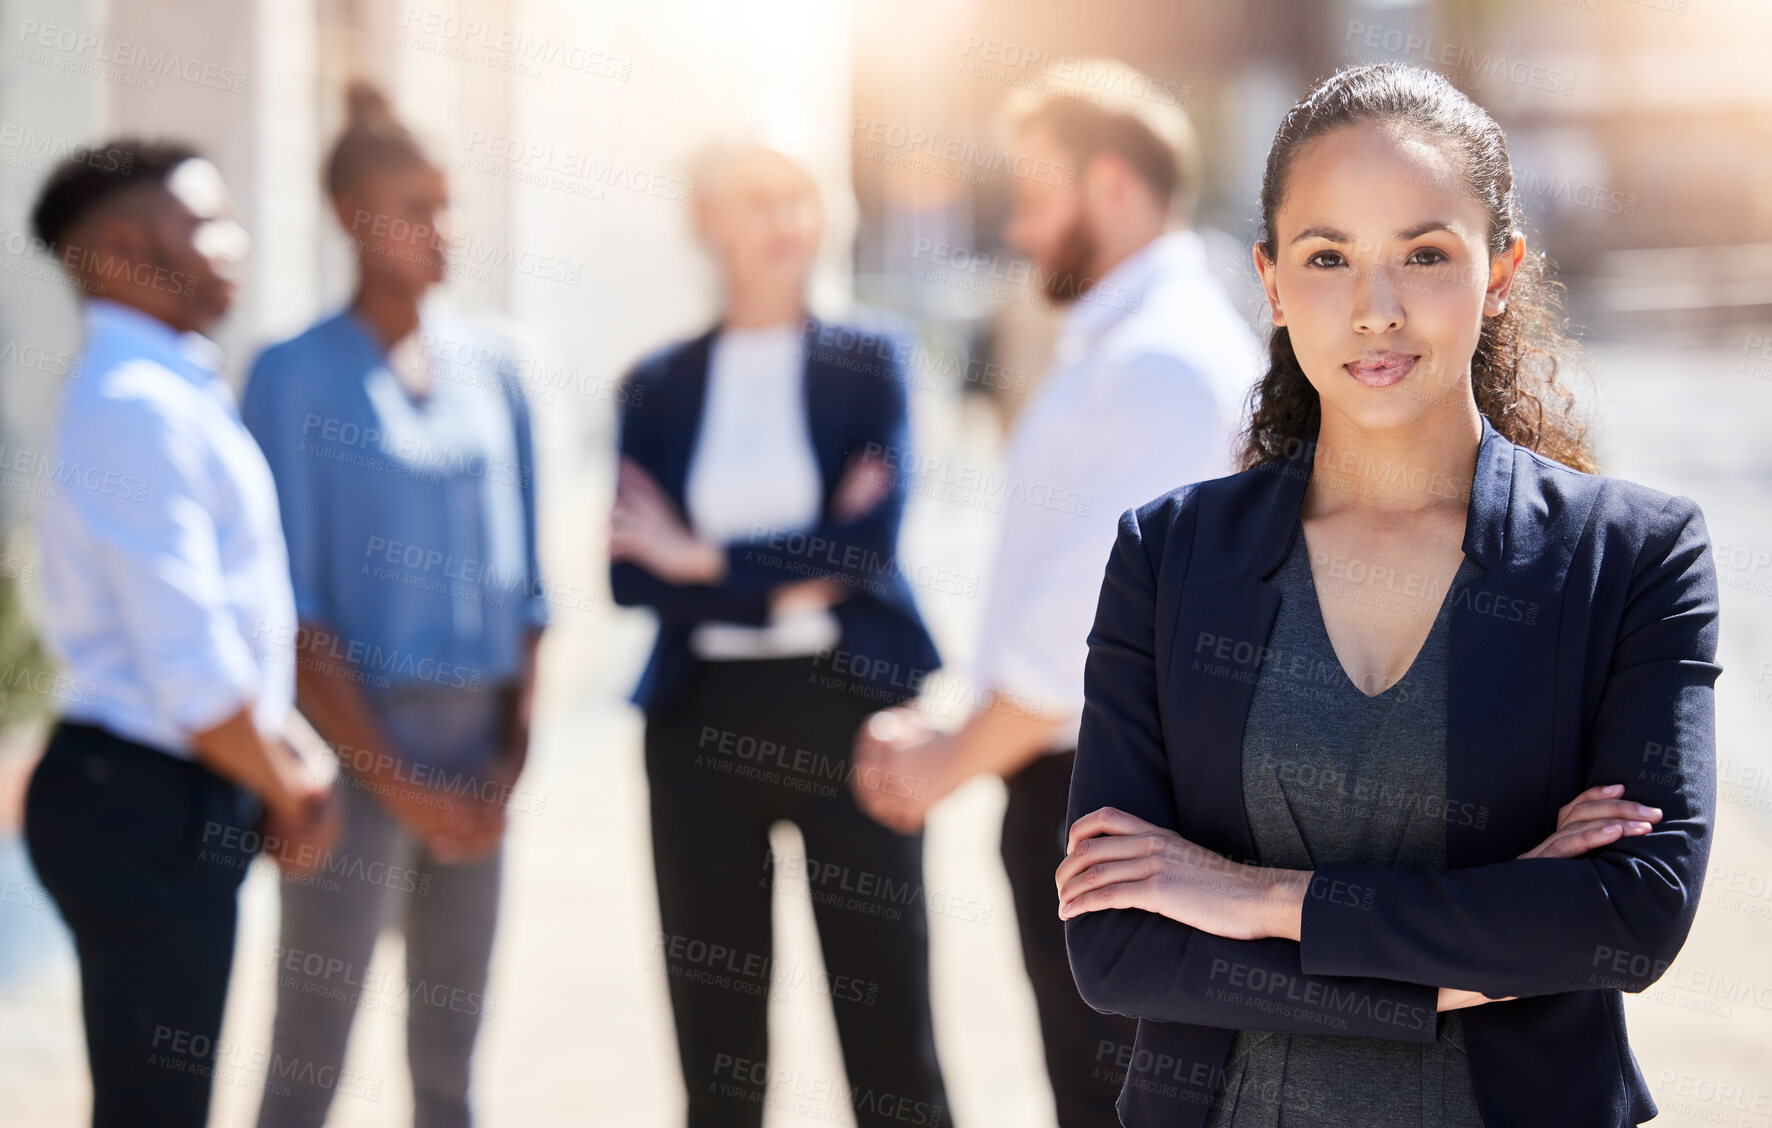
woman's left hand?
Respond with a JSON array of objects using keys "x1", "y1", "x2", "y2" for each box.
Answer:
[
  {"x1": 1517, "y1": 783, "x2": 1661, "y2": 860},
  {"x1": 609, "y1": 457, "x2": 725, "y2": 584},
  {"x1": 1057, "y1": 807, "x2": 1305, "y2": 941}
]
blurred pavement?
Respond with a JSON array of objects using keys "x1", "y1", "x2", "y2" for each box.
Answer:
[{"x1": 2, "y1": 331, "x2": 1770, "y2": 1126}]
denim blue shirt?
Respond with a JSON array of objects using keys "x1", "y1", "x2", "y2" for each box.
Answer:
[
  {"x1": 37, "y1": 300, "x2": 296, "y2": 757},
  {"x1": 241, "y1": 306, "x2": 546, "y2": 698}
]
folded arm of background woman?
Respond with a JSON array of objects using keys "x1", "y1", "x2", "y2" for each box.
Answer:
[{"x1": 608, "y1": 348, "x2": 903, "y2": 616}]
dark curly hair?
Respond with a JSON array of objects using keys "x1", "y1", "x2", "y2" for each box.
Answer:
[
  {"x1": 30, "y1": 138, "x2": 200, "y2": 253},
  {"x1": 1241, "y1": 64, "x2": 1594, "y2": 473}
]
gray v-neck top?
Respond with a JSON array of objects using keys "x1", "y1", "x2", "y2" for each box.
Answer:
[{"x1": 1203, "y1": 522, "x2": 1487, "y2": 1128}]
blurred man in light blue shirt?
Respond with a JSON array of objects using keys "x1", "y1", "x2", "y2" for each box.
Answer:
[
  {"x1": 23, "y1": 139, "x2": 333, "y2": 1128},
  {"x1": 43, "y1": 297, "x2": 298, "y2": 753}
]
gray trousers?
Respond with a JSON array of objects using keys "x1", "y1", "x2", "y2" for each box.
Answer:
[{"x1": 255, "y1": 688, "x2": 507, "y2": 1128}]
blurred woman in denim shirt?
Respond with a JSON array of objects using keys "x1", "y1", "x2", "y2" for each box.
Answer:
[{"x1": 241, "y1": 82, "x2": 545, "y2": 1128}]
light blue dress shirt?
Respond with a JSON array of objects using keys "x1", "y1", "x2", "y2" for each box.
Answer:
[
  {"x1": 240, "y1": 307, "x2": 546, "y2": 701},
  {"x1": 37, "y1": 300, "x2": 298, "y2": 758}
]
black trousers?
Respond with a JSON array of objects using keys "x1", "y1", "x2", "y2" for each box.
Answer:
[
  {"x1": 23, "y1": 721, "x2": 260, "y2": 1128},
  {"x1": 1001, "y1": 750, "x2": 1138, "y2": 1128},
  {"x1": 645, "y1": 655, "x2": 951, "y2": 1128}
]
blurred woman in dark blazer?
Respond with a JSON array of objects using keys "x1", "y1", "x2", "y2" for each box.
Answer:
[
  {"x1": 1057, "y1": 65, "x2": 1719, "y2": 1127},
  {"x1": 609, "y1": 142, "x2": 950, "y2": 1128}
]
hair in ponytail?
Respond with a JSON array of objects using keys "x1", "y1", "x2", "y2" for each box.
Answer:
[
  {"x1": 1241, "y1": 63, "x2": 1594, "y2": 473},
  {"x1": 324, "y1": 80, "x2": 434, "y2": 199}
]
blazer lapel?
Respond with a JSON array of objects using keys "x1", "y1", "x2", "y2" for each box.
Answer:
[
  {"x1": 1445, "y1": 417, "x2": 1569, "y2": 865},
  {"x1": 799, "y1": 316, "x2": 844, "y2": 504},
  {"x1": 1166, "y1": 446, "x2": 1309, "y2": 866},
  {"x1": 670, "y1": 317, "x2": 846, "y2": 517},
  {"x1": 1171, "y1": 572, "x2": 1279, "y2": 866},
  {"x1": 656, "y1": 326, "x2": 718, "y2": 509}
]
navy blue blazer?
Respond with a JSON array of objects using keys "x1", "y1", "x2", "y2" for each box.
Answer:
[
  {"x1": 611, "y1": 318, "x2": 940, "y2": 714},
  {"x1": 1066, "y1": 415, "x2": 1721, "y2": 1127}
]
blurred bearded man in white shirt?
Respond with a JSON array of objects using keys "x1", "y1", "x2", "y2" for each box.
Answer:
[{"x1": 852, "y1": 64, "x2": 1263, "y2": 1127}]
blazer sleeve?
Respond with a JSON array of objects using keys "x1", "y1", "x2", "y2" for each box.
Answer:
[
  {"x1": 607, "y1": 360, "x2": 771, "y2": 628},
  {"x1": 1065, "y1": 503, "x2": 1442, "y2": 1042},
  {"x1": 716, "y1": 357, "x2": 911, "y2": 599},
  {"x1": 1298, "y1": 494, "x2": 1721, "y2": 999}
]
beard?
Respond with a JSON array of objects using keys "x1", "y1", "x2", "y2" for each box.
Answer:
[{"x1": 1040, "y1": 215, "x2": 1099, "y2": 306}]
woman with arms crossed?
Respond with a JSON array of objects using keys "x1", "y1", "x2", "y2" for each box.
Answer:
[
  {"x1": 1057, "y1": 64, "x2": 1719, "y2": 1127},
  {"x1": 609, "y1": 142, "x2": 950, "y2": 1128}
]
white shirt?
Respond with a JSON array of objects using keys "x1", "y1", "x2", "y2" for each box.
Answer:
[
  {"x1": 36, "y1": 300, "x2": 297, "y2": 757},
  {"x1": 684, "y1": 323, "x2": 840, "y2": 659},
  {"x1": 973, "y1": 231, "x2": 1264, "y2": 749}
]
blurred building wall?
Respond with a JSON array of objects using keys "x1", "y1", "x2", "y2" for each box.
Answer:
[
  {"x1": 0, "y1": 0, "x2": 857, "y2": 691},
  {"x1": 0, "y1": 0, "x2": 108, "y2": 531}
]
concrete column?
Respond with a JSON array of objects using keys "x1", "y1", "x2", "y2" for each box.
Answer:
[
  {"x1": 0, "y1": 0, "x2": 107, "y2": 529},
  {"x1": 102, "y1": 0, "x2": 321, "y2": 375}
]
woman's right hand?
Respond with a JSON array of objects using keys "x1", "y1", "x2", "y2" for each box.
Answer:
[
  {"x1": 367, "y1": 775, "x2": 491, "y2": 858},
  {"x1": 428, "y1": 760, "x2": 516, "y2": 864},
  {"x1": 1517, "y1": 783, "x2": 1662, "y2": 861},
  {"x1": 610, "y1": 457, "x2": 726, "y2": 584},
  {"x1": 1438, "y1": 987, "x2": 1514, "y2": 1011},
  {"x1": 832, "y1": 450, "x2": 894, "y2": 522},
  {"x1": 770, "y1": 577, "x2": 848, "y2": 617}
]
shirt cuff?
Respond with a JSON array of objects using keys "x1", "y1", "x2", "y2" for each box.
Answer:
[
  {"x1": 973, "y1": 646, "x2": 1080, "y2": 728},
  {"x1": 523, "y1": 590, "x2": 551, "y2": 630},
  {"x1": 168, "y1": 630, "x2": 262, "y2": 737}
]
